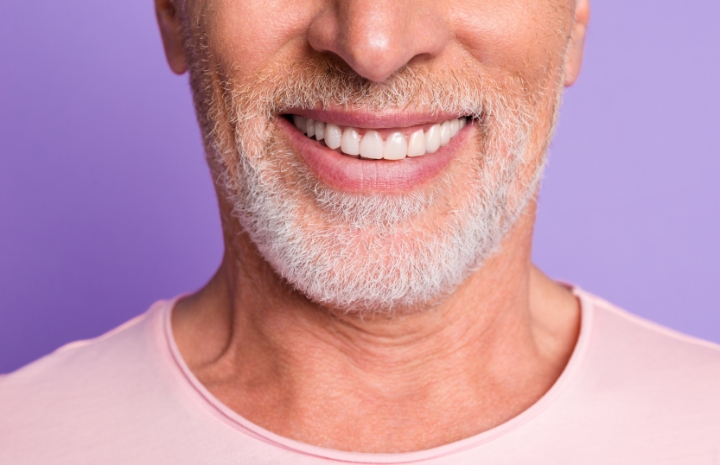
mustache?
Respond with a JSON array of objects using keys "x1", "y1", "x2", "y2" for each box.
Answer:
[{"x1": 214, "y1": 58, "x2": 528, "y2": 123}]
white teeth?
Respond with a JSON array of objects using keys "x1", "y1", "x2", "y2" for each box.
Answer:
[
  {"x1": 293, "y1": 115, "x2": 307, "y2": 134},
  {"x1": 425, "y1": 124, "x2": 441, "y2": 154},
  {"x1": 359, "y1": 130, "x2": 384, "y2": 159},
  {"x1": 450, "y1": 119, "x2": 460, "y2": 137},
  {"x1": 407, "y1": 130, "x2": 426, "y2": 157},
  {"x1": 292, "y1": 115, "x2": 468, "y2": 160},
  {"x1": 315, "y1": 121, "x2": 325, "y2": 141},
  {"x1": 325, "y1": 123, "x2": 342, "y2": 149},
  {"x1": 383, "y1": 132, "x2": 408, "y2": 160},
  {"x1": 341, "y1": 127, "x2": 361, "y2": 156},
  {"x1": 439, "y1": 120, "x2": 452, "y2": 146}
]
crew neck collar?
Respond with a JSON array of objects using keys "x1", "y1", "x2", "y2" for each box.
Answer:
[{"x1": 162, "y1": 286, "x2": 594, "y2": 463}]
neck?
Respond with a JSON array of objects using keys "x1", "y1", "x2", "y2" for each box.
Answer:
[{"x1": 172, "y1": 204, "x2": 580, "y2": 453}]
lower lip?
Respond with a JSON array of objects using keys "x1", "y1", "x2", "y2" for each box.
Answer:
[{"x1": 277, "y1": 117, "x2": 473, "y2": 193}]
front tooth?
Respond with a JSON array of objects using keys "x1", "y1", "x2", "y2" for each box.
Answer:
[
  {"x1": 383, "y1": 132, "x2": 407, "y2": 160},
  {"x1": 407, "y1": 130, "x2": 426, "y2": 157},
  {"x1": 306, "y1": 119, "x2": 315, "y2": 138},
  {"x1": 315, "y1": 121, "x2": 325, "y2": 141},
  {"x1": 325, "y1": 123, "x2": 342, "y2": 149},
  {"x1": 449, "y1": 119, "x2": 460, "y2": 137},
  {"x1": 341, "y1": 127, "x2": 361, "y2": 156},
  {"x1": 425, "y1": 124, "x2": 441, "y2": 154},
  {"x1": 293, "y1": 115, "x2": 307, "y2": 134},
  {"x1": 360, "y1": 130, "x2": 384, "y2": 159},
  {"x1": 439, "y1": 120, "x2": 452, "y2": 146}
]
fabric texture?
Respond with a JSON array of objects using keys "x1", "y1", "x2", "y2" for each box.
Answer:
[{"x1": 1, "y1": 288, "x2": 719, "y2": 464}]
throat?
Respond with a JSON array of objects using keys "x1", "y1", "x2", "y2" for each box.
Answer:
[
  {"x1": 173, "y1": 280, "x2": 577, "y2": 453},
  {"x1": 170, "y1": 241, "x2": 580, "y2": 453}
]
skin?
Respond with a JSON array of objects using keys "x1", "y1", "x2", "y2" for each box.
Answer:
[{"x1": 155, "y1": 0, "x2": 590, "y2": 454}]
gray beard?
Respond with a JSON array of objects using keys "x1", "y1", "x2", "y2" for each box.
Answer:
[
  {"x1": 220, "y1": 115, "x2": 544, "y2": 315},
  {"x1": 191, "y1": 61, "x2": 558, "y2": 315}
]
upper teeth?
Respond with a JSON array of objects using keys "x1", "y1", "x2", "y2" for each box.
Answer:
[{"x1": 292, "y1": 116, "x2": 468, "y2": 160}]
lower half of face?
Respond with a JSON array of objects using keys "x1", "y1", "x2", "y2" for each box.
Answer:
[{"x1": 194, "y1": 58, "x2": 562, "y2": 315}]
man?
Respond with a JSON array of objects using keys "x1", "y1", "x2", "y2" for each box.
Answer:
[{"x1": 1, "y1": 0, "x2": 718, "y2": 462}]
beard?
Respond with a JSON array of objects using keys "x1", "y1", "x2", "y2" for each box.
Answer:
[{"x1": 187, "y1": 55, "x2": 561, "y2": 315}]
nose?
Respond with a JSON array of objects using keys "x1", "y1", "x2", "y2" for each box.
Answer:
[{"x1": 307, "y1": 0, "x2": 449, "y2": 82}]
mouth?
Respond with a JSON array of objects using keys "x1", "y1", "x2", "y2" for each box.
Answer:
[
  {"x1": 278, "y1": 110, "x2": 475, "y2": 192},
  {"x1": 286, "y1": 114, "x2": 469, "y2": 160}
]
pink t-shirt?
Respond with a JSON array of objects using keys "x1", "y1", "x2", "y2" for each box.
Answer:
[{"x1": 1, "y1": 288, "x2": 719, "y2": 464}]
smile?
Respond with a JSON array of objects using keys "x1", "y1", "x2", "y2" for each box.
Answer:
[
  {"x1": 290, "y1": 115, "x2": 468, "y2": 160},
  {"x1": 279, "y1": 111, "x2": 475, "y2": 192}
]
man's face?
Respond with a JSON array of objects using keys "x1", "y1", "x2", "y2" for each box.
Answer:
[{"x1": 169, "y1": 0, "x2": 585, "y2": 314}]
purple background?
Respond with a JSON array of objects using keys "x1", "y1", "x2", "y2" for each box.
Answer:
[{"x1": 1, "y1": 0, "x2": 718, "y2": 373}]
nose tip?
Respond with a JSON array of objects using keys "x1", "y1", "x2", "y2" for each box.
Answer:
[
  {"x1": 340, "y1": 27, "x2": 408, "y2": 82},
  {"x1": 308, "y1": 1, "x2": 448, "y2": 83}
]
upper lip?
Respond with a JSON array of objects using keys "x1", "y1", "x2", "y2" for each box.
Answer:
[{"x1": 285, "y1": 108, "x2": 468, "y2": 129}]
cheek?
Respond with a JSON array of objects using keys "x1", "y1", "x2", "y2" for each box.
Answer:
[
  {"x1": 450, "y1": 0, "x2": 571, "y2": 83},
  {"x1": 201, "y1": 0, "x2": 318, "y2": 78}
]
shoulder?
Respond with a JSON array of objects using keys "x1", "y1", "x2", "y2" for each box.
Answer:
[
  {"x1": 0, "y1": 301, "x2": 175, "y2": 461},
  {"x1": 581, "y1": 290, "x2": 720, "y2": 372},
  {"x1": 569, "y1": 290, "x2": 720, "y2": 442},
  {"x1": 0, "y1": 302, "x2": 165, "y2": 392}
]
